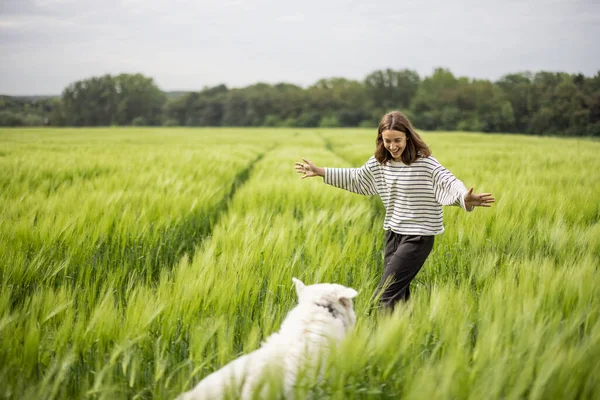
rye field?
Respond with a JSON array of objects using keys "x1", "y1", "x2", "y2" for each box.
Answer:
[{"x1": 0, "y1": 127, "x2": 599, "y2": 400}]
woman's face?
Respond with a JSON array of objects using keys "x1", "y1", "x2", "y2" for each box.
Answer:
[{"x1": 382, "y1": 129, "x2": 407, "y2": 161}]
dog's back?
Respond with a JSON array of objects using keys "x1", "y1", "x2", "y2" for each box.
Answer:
[
  {"x1": 177, "y1": 352, "x2": 253, "y2": 400},
  {"x1": 177, "y1": 278, "x2": 357, "y2": 400}
]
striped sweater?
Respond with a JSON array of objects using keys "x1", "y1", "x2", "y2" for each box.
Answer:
[{"x1": 324, "y1": 155, "x2": 471, "y2": 235}]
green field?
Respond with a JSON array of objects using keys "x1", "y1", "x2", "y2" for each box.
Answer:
[{"x1": 1, "y1": 128, "x2": 599, "y2": 399}]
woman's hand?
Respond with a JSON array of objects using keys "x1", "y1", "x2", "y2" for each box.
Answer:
[
  {"x1": 295, "y1": 158, "x2": 324, "y2": 179},
  {"x1": 464, "y1": 187, "x2": 495, "y2": 211}
]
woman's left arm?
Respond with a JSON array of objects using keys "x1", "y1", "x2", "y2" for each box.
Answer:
[{"x1": 431, "y1": 158, "x2": 494, "y2": 211}]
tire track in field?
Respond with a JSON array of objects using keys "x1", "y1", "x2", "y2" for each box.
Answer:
[
  {"x1": 121, "y1": 147, "x2": 275, "y2": 287},
  {"x1": 114, "y1": 148, "x2": 273, "y2": 283},
  {"x1": 179, "y1": 147, "x2": 275, "y2": 265}
]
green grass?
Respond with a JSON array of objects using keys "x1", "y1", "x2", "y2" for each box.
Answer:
[{"x1": 0, "y1": 127, "x2": 598, "y2": 399}]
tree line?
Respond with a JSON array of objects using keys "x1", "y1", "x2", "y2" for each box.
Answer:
[{"x1": 1, "y1": 68, "x2": 599, "y2": 136}]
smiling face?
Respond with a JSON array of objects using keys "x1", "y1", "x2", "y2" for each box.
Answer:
[{"x1": 381, "y1": 129, "x2": 407, "y2": 161}]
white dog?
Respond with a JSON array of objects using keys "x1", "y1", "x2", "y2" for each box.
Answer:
[{"x1": 177, "y1": 277, "x2": 358, "y2": 399}]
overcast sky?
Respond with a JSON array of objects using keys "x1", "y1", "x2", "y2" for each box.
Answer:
[{"x1": 1, "y1": 0, "x2": 599, "y2": 95}]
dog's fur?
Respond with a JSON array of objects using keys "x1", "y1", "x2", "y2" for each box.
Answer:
[{"x1": 177, "y1": 278, "x2": 358, "y2": 399}]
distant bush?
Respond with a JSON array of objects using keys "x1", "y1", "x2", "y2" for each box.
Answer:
[
  {"x1": 0, "y1": 111, "x2": 25, "y2": 126},
  {"x1": 283, "y1": 118, "x2": 297, "y2": 127},
  {"x1": 23, "y1": 114, "x2": 44, "y2": 126},
  {"x1": 163, "y1": 118, "x2": 180, "y2": 127},
  {"x1": 457, "y1": 117, "x2": 483, "y2": 132},
  {"x1": 132, "y1": 116, "x2": 148, "y2": 126},
  {"x1": 296, "y1": 112, "x2": 321, "y2": 127},
  {"x1": 585, "y1": 122, "x2": 600, "y2": 137},
  {"x1": 263, "y1": 115, "x2": 283, "y2": 127},
  {"x1": 358, "y1": 120, "x2": 375, "y2": 128},
  {"x1": 319, "y1": 116, "x2": 340, "y2": 128}
]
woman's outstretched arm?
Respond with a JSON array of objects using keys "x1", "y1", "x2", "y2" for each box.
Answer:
[
  {"x1": 294, "y1": 158, "x2": 324, "y2": 178},
  {"x1": 294, "y1": 157, "x2": 378, "y2": 196}
]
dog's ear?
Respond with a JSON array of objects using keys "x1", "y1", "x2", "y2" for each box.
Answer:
[
  {"x1": 338, "y1": 287, "x2": 358, "y2": 308},
  {"x1": 292, "y1": 277, "x2": 305, "y2": 297}
]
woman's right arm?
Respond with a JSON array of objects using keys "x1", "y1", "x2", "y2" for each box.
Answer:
[{"x1": 295, "y1": 157, "x2": 378, "y2": 196}]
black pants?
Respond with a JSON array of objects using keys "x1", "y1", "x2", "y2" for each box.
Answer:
[{"x1": 376, "y1": 230, "x2": 435, "y2": 309}]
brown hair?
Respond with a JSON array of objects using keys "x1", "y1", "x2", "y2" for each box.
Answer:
[{"x1": 375, "y1": 111, "x2": 431, "y2": 165}]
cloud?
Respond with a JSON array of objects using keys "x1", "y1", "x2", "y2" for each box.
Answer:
[
  {"x1": 33, "y1": 0, "x2": 77, "y2": 6},
  {"x1": 276, "y1": 14, "x2": 305, "y2": 23},
  {"x1": 1, "y1": 0, "x2": 599, "y2": 95},
  {"x1": 0, "y1": 14, "x2": 82, "y2": 30}
]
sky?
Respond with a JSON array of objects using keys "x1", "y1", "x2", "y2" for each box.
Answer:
[{"x1": 0, "y1": 0, "x2": 599, "y2": 95}]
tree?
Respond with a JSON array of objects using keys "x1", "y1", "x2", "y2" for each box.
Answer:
[
  {"x1": 365, "y1": 69, "x2": 420, "y2": 113},
  {"x1": 61, "y1": 74, "x2": 165, "y2": 126},
  {"x1": 113, "y1": 74, "x2": 165, "y2": 126},
  {"x1": 3, "y1": 67, "x2": 598, "y2": 136},
  {"x1": 221, "y1": 90, "x2": 249, "y2": 126},
  {"x1": 410, "y1": 68, "x2": 460, "y2": 129},
  {"x1": 496, "y1": 73, "x2": 533, "y2": 132},
  {"x1": 62, "y1": 75, "x2": 119, "y2": 126}
]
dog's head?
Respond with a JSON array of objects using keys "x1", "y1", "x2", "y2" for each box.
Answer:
[{"x1": 292, "y1": 277, "x2": 358, "y2": 331}]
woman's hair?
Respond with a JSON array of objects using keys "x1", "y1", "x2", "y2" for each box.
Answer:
[{"x1": 375, "y1": 111, "x2": 431, "y2": 165}]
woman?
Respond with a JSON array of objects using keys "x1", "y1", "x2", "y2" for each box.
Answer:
[{"x1": 295, "y1": 111, "x2": 494, "y2": 309}]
